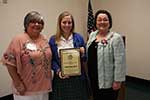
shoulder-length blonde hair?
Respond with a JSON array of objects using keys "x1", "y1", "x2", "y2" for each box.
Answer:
[{"x1": 55, "y1": 11, "x2": 75, "y2": 43}]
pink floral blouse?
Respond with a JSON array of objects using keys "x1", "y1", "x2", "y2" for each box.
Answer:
[{"x1": 2, "y1": 33, "x2": 52, "y2": 95}]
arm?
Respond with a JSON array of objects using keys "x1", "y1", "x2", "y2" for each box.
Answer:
[
  {"x1": 2, "y1": 37, "x2": 26, "y2": 95},
  {"x1": 76, "y1": 33, "x2": 88, "y2": 74},
  {"x1": 49, "y1": 36, "x2": 67, "y2": 79},
  {"x1": 51, "y1": 49, "x2": 69, "y2": 79},
  {"x1": 6, "y1": 65, "x2": 26, "y2": 95},
  {"x1": 49, "y1": 36, "x2": 60, "y2": 73},
  {"x1": 112, "y1": 34, "x2": 126, "y2": 90}
]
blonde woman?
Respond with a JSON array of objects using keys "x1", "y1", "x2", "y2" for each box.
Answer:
[{"x1": 49, "y1": 11, "x2": 89, "y2": 100}]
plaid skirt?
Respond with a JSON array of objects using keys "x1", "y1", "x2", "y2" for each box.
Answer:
[{"x1": 49, "y1": 74, "x2": 89, "y2": 100}]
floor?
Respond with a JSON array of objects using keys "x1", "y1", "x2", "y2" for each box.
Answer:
[{"x1": 125, "y1": 76, "x2": 150, "y2": 100}]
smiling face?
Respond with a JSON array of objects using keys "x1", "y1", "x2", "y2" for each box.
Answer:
[
  {"x1": 55, "y1": 11, "x2": 75, "y2": 42},
  {"x1": 24, "y1": 11, "x2": 44, "y2": 39},
  {"x1": 60, "y1": 15, "x2": 73, "y2": 35},
  {"x1": 96, "y1": 13, "x2": 110, "y2": 32},
  {"x1": 27, "y1": 20, "x2": 44, "y2": 37}
]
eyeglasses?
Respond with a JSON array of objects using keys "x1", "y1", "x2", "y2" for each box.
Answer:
[{"x1": 30, "y1": 20, "x2": 44, "y2": 25}]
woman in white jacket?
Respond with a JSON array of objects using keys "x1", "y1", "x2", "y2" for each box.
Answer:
[{"x1": 86, "y1": 9, "x2": 126, "y2": 100}]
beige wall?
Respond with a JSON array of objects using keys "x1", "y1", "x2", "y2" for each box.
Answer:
[
  {"x1": 1, "y1": 0, "x2": 150, "y2": 97},
  {"x1": 0, "y1": 0, "x2": 87, "y2": 97},
  {"x1": 94, "y1": 0, "x2": 150, "y2": 80}
]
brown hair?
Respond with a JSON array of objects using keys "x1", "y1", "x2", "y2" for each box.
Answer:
[{"x1": 94, "y1": 9, "x2": 112, "y2": 29}]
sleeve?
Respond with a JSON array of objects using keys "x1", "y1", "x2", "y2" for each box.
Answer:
[
  {"x1": 1, "y1": 37, "x2": 22, "y2": 74},
  {"x1": 2, "y1": 41, "x2": 16, "y2": 67},
  {"x1": 81, "y1": 38, "x2": 87, "y2": 62},
  {"x1": 51, "y1": 55, "x2": 60, "y2": 73},
  {"x1": 49, "y1": 36, "x2": 60, "y2": 73},
  {"x1": 113, "y1": 34, "x2": 126, "y2": 82},
  {"x1": 78, "y1": 34, "x2": 87, "y2": 62}
]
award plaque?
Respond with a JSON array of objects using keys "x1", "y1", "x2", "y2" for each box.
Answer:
[{"x1": 60, "y1": 48, "x2": 81, "y2": 76}]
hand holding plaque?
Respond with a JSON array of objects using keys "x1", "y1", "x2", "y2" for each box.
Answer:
[{"x1": 60, "y1": 48, "x2": 81, "y2": 76}]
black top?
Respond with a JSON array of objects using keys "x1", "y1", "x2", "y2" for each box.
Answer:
[{"x1": 88, "y1": 40, "x2": 99, "y2": 92}]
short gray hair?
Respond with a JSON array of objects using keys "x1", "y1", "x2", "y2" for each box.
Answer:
[{"x1": 24, "y1": 11, "x2": 44, "y2": 32}]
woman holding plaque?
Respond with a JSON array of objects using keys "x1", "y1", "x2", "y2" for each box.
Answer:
[
  {"x1": 49, "y1": 11, "x2": 89, "y2": 100},
  {"x1": 86, "y1": 9, "x2": 126, "y2": 100}
]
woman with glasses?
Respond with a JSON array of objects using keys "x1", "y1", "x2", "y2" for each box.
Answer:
[{"x1": 1, "y1": 11, "x2": 52, "y2": 100}]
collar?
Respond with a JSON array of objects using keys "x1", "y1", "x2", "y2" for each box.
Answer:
[{"x1": 60, "y1": 34, "x2": 73, "y2": 41}]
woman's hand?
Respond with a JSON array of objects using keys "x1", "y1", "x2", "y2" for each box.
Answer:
[
  {"x1": 80, "y1": 47, "x2": 85, "y2": 54},
  {"x1": 112, "y1": 81, "x2": 121, "y2": 90},
  {"x1": 6, "y1": 65, "x2": 26, "y2": 95},
  {"x1": 80, "y1": 47, "x2": 85, "y2": 57},
  {"x1": 57, "y1": 71, "x2": 69, "y2": 79},
  {"x1": 14, "y1": 81, "x2": 26, "y2": 95}
]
